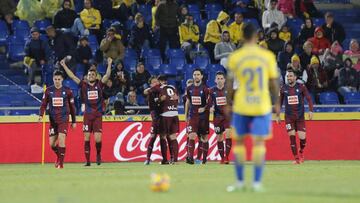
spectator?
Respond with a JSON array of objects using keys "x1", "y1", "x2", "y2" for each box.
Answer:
[
  {"x1": 262, "y1": 0, "x2": 286, "y2": 30},
  {"x1": 279, "y1": 24, "x2": 291, "y2": 42},
  {"x1": 46, "y1": 26, "x2": 76, "y2": 64},
  {"x1": 179, "y1": 14, "x2": 200, "y2": 63},
  {"x1": 203, "y1": 11, "x2": 230, "y2": 64},
  {"x1": 285, "y1": 54, "x2": 308, "y2": 84},
  {"x1": 229, "y1": 12, "x2": 244, "y2": 47},
  {"x1": 297, "y1": 18, "x2": 315, "y2": 47},
  {"x1": 266, "y1": 28, "x2": 285, "y2": 56},
  {"x1": 131, "y1": 62, "x2": 151, "y2": 95},
  {"x1": 100, "y1": 28, "x2": 125, "y2": 61},
  {"x1": 155, "y1": 0, "x2": 180, "y2": 61},
  {"x1": 125, "y1": 91, "x2": 140, "y2": 115},
  {"x1": 277, "y1": 42, "x2": 294, "y2": 78},
  {"x1": 178, "y1": 4, "x2": 189, "y2": 23},
  {"x1": 306, "y1": 55, "x2": 328, "y2": 102},
  {"x1": 53, "y1": 0, "x2": 78, "y2": 31},
  {"x1": 2, "y1": 13, "x2": 14, "y2": 35},
  {"x1": 129, "y1": 13, "x2": 153, "y2": 55},
  {"x1": 321, "y1": 12, "x2": 346, "y2": 44},
  {"x1": 76, "y1": 36, "x2": 93, "y2": 74},
  {"x1": 111, "y1": 60, "x2": 131, "y2": 95},
  {"x1": 30, "y1": 75, "x2": 44, "y2": 94},
  {"x1": 115, "y1": 0, "x2": 134, "y2": 24},
  {"x1": 93, "y1": 0, "x2": 113, "y2": 20},
  {"x1": 307, "y1": 27, "x2": 331, "y2": 56},
  {"x1": 151, "y1": 0, "x2": 161, "y2": 31},
  {"x1": 295, "y1": 0, "x2": 322, "y2": 19},
  {"x1": 103, "y1": 78, "x2": 118, "y2": 99},
  {"x1": 24, "y1": 27, "x2": 51, "y2": 85},
  {"x1": 214, "y1": 31, "x2": 236, "y2": 67},
  {"x1": 323, "y1": 41, "x2": 343, "y2": 82},
  {"x1": 278, "y1": 0, "x2": 295, "y2": 18},
  {"x1": 257, "y1": 29, "x2": 266, "y2": 45},
  {"x1": 336, "y1": 58, "x2": 358, "y2": 98},
  {"x1": 343, "y1": 39, "x2": 360, "y2": 71},
  {"x1": 0, "y1": 0, "x2": 16, "y2": 17},
  {"x1": 300, "y1": 41, "x2": 313, "y2": 70},
  {"x1": 113, "y1": 92, "x2": 126, "y2": 115},
  {"x1": 80, "y1": 0, "x2": 102, "y2": 41}
]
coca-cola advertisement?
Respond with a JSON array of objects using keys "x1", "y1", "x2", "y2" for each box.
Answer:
[{"x1": 0, "y1": 120, "x2": 360, "y2": 163}]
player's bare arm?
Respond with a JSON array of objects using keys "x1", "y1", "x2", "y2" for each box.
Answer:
[
  {"x1": 60, "y1": 59, "x2": 81, "y2": 84},
  {"x1": 269, "y1": 78, "x2": 280, "y2": 116},
  {"x1": 101, "y1": 57, "x2": 113, "y2": 84},
  {"x1": 225, "y1": 73, "x2": 234, "y2": 121},
  {"x1": 184, "y1": 99, "x2": 190, "y2": 120},
  {"x1": 276, "y1": 88, "x2": 284, "y2": 124}
]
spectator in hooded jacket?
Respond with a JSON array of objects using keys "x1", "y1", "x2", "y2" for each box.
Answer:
[
  {"x1": 323, "y1": 41, "x2": 343, "y2": 82},
  {"x1": 53, "y1": 0, "x2": 78, "y2": 31},
  {"x1": 278, "y1": 0, "x2": 295, "y2": 18},
  {"x1": 336, "y1": 58, "x2": 358, "y2": 98},
  {"x1": 179, "y1": 14, "x2": 200, "y2": 63},
  {"x1": 343, "y1": 39, "x2": 360, "y2": 71},
  {"x1": 321, "y1": 12, "x2": 346, "y2": 44},
  {"x1": 214, "y1": 31, "x2": 236, "y2": 67},
  {"x1": 204, "y1": 11, "x2": 230, "y2": 64},
  {"x1": 307, "y1": 27, "x2": 331, "y2": 55},
  {"x1": 279, "y1": 24, "x2": 291, "y2": 42},
  {"x1": 266, "y1": 28, "x2": 285, "y2": 56},
  {"x1": 297, "y1": 18, "x2": 315, "y2": 46},
  {"x1": 100, "y1": 28, "x2": 125, "y2": 61},
  {"x1": 129, "y1": 13, "x2": 153, "y2": 55},
  {"x1": 262, "y1": 0, "x2": 286, "y2": 30},
  {"x1": 277, "y1": 41, "x2": 294, "y2": 78}
]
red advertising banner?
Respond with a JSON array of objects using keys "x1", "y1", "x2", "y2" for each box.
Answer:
[{"x1": 0, "y1": 121, "x2": 360, "y2": 163}]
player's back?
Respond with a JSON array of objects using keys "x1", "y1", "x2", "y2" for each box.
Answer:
[
  {"x1": 160, "y1": 85, "x2": 178, "y2": 114},
  {"x1": 227, "y1": 44, "x2": 278, "y2": 116}
]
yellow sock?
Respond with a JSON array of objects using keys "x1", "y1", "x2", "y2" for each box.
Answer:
[{"x1": 252, "y1": 145, "x2": 266, "y2": 165}]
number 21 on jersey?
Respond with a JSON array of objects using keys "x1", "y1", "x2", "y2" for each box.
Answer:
[{"x1": 242, "y1": 67, "x2": 263, "y2": 104}]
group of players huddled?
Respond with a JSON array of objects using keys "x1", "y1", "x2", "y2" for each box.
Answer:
[{"x1": 39, "y1": 23, "x2": 313, "y2": 194}]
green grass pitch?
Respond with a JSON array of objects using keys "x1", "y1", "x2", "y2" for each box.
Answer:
[{"x1": 0, "y1": 161, "x2": 359, "y2": 203}]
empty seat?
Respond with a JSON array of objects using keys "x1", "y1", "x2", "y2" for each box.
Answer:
[
  {"x1": 63, "y1": 79, "x2": 79, "y2": 90},
  {"x1": 207, "y1": 64, "x2": 225, "y2": 73},
  {"x1": 125, "y1": 48, "x2": 138, "y2": 58},
  {"x1": 170, "y1": 57, "x2": 186, "y2": 71},
  {"x1": 12, "y1": 20, "x2": 30, "y2": 32},
  {"x1": 34, "y1": 19, "x2": 51, "y2": 33},
  {"x1": 194, "y1": 56, "x2": 210, "y2": 69},
  {"x1": 244, "y1": 18, "x2": 260, "y2": 29},
  {"x1": 166, "y1": 48, "x2": 185, "y2": 59},
  {"x1": 205, "y1": 3, "x2": 223, "y2": 13},
  {"x1": 344, "y1": 92, "x2": 360, "y2": 104},
  {"x1": 97, "y1": 64, "x2": 107, "y2": 74},
  {"x1": 142, "y1": 48, "x2": 161, "y2": 58},
  {"x1": 14, "y1": 29, "x2": 30, "y2": 40},
  {"x1": 188, "y1": 4, "x2": 200, "y2": 14},
  {"x1": 145, "y1": 56, "x2": 162, "y2": 71},
  {"x1": 123, "y1": 57, "x2": 138, "y2": 72},
  {"x1": 0, "y1": 21, "x2": 8, "y2": 46},
  {"x1": 319, "y1": 92, "x2": 339, "y2": 104},
  {"x1": 160, "y1": 64, "x2": 177, "y2": 76}
]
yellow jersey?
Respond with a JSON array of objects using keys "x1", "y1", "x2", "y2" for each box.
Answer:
[{"x1": 227, "y1": 44, "x2": 279, "y2": 116}]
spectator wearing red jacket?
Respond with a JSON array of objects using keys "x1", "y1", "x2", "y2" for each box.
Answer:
[
  {"x1": 278, "y1": 0, "x2": 295, "y2": 18},
  {"x1": 308, "y1": 27, "x2": 331, "y2": 55}
]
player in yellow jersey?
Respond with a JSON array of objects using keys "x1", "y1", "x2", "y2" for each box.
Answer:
[{"x1": 225, "y1": 23, "x2": 280, "y2": 192}]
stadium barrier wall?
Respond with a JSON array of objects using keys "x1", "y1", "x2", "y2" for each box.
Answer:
[{"x1": 0, "y1": 117, "x2": 360, "y2": 163}]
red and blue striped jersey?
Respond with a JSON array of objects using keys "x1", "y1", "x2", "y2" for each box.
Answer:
[
  {"x1": 80, "y1": 80, "x2": 105, "y2": 116},
  {"x1": 186, "y1": 84, "x2": 210, "y2": 119},
  {"x1": 210, "y1": 86, "x2": 227, "y2": 118},
  {"x1": 40, "y1": 86, "x2": 76, "y2": 123},
  {"x1": 280, "y1": 83, "x2": 313, "y2": 120}
]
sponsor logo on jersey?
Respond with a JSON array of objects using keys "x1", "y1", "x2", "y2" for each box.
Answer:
[
  {"x1": 215, "y1": 97, "x2": 227, "y2": 106},
  {"x1": 191, "y1": 96, "x2": 202, "y2": 105},
  {"x1": 52, "y1": 97, "x2": 64, "y2": 107},
  {"x1": 288, "y1": 95, "x2": 299, "y2": 105},
  {"x1": 88, "y1": 90, "x2": 99, "y2": 100}
]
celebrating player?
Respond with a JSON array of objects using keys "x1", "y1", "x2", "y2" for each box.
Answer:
[
  {"x1": 39, "y1": 70, "x2": 76, "y2": 169},
  {"x1": 185, "y1": 68, "x2": 211, "y2": 164},
  {"x1": 143, "y1": 76, "x2": 168, "y2": 165},
  {"x1": 158, "y1": 75, "x2": 179, "y2": 164},
  {"x1": 226, "y1": 23, "x2": 280, "y2": 192},
  {"x1": 210, "y1": 71, "x2": 232, "y2": 164},
  {"x1": 277, "y1": 69, "x2": 314, "y2": 164},
  {"x1": 60, "y1": 57, "x2": 113, "y2": 166}
]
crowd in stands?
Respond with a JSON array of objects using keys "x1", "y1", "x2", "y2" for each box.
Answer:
[{"x1": 0, "y1": 0, "x2": 359, "y2": 115}]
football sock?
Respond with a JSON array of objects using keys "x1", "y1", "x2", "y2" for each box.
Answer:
[
  {"x1": 289, "y1": 136, "x2": 298, "y2": 157},
  {"x1": 253, "y1": 145, "x2": 266, "y2": 183},
  {"x1": 217, "y1": 141, "x2": 224, "y2": 159},
  {"x1": 202, "y1": 142, "x2": 209, "y2": 163},
  {"x1": 185, "y1": 137, "x2": 189, "y2": 154},
  {"x1": 58, "y1": 147, "x2": 66, "y2": 166},
  {"x1": 95, "y1": 142, "x2": 102, "y2": 155},
  {"x1": 197, "y1": 140, "x2": 203, "y2": 160},
  {"x1": 233, "y1": 144, "x2": 246, "y2": 182},
  {"x1": 51, "y1": 145, "x2": 59, "y2": 157},
  {"x1": 188, "y1": 139, "x2": 195, "y2": 159},
  {"x1": 225, "y1": 138, "x2": 232, "y2": 157},
  {"x1": 299, "y1": 138, "x2": 306, "y2": 153},
  {"x1": 170, "y1": 139, "x2": 179, "y2": 162},
  {"x1": 160, "y1": 138, "x2": 168, "y2": 161},
  {"x1": 146, "y1": 136, "x2": 157, "y2": 160},
  {"x1": 84, "y1": 141, "x2": 90, "y2": 163}
]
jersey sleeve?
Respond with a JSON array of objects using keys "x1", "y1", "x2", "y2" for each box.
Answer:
[
  {"x1": 267, "y1": 52, "x2": 279, "y2": 79},
  {"x1": 39, "y1": 89, "x2": 49, "y2": 117},
  {"x1": 186, "y1": 86, "x2": 191, "y2": 100},
  {"x1": 67, "y1": 89, "x2": 76, "y2": 123}
]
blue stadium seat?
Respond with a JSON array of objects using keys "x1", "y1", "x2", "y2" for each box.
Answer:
[
  {"x1": 344, "y1": 92, "x2": 360, "y2": 104},
  {"x1": 12, "y1": 20, "x2": 30, "y2": 32},
  {"x1": 10, "y1": 100, "x2": 25, "y2": 107},
  {"x1": 319, "y1": 92, "x2": 339, "y2": 104},
  {"x1": 170, "y1": 57, "x2": 186, "y2": 72},
  {"x1": 198, "y1": 19, "x2": 209, "y2": 36},
  {"x1": 63, "y1": 79, "x2": 79, "y2": 90},
  {"x1": 0, "y1": 21, "x2": 8, "y2": 46},
  {"x1": 207, "y1": 11, "x2": 220, "y2": 20},
  {"x1": 8, "y1": 75, "x2": 27, "y2": 85},
  {"x1": 76, "y1": 63, "x2": 85, "y2": 72},
  {"x1": 188, "y1": 4, "x2": 200, "y2": 14},
  {"x1": 207, "y1": 71, "x2": 216, "y2": 87},
  {"x1": 97, "y1": 64, "x2": 107, "y2": 74},
  {"x1": 207, "y1": 64, "x2": 225, "y2": 73},
  {"x1": 160, "y1": 64, "x2": 177, "y2": 76},
  {"x1": 25, "y1": 100, "x2": 41, "y2": 106},
  {"x1": 334, "y1": 107, "x2": 360, "y2": 112},
  {"x1": 194, "y1": 56, "x2": 210, "y2": 69},
  {"x1": 123, "y1": 57, "x2": 138, "y2": 72},
  {"x1": 314, "y1": 107, "x2": 335, "y2": 112},
  {"x1": 166, "y1": 49, "x2": 185, "y2": 59},
  {"x1": 126, "y1": 20, "x2": 135, "y2": 30},
  {"x1": 137, "y1": 4, "x2": 152, "y2": 16},
  {"x1": 286, "y1": 18, "x2": 303, "y2": 36},
  {"x1": 244, "y1": 18, "x2": 260, "y2": 29},
  {"x1": 142, "y1": 48, "x2": 161, "y2": 58},
  {"x1": 34, "y1": 19, "x2": 51, "y2": 33},
  {"x1": 313, "y1": 18, "x2": 325, "y2": 27},
  {"x1": 183, "y1": 64, "x2": 199, "y2": 80},
  {"x1": 205, "y1": 3, "x2": 223, "y2": 13},
  {"x1": 14, "y1": 28, "x2": 30, "y2": 41},
  {"x1": 88, "y1": 35, "x2": 99, "y2": 46},
  {"x1": 11, "y1": 109, "x2": 39, "y2": 115},
  {"x1": 137, "y1": 94, "x2": 146, "y2": 105},
  {"x1": 125, "y1": 48, "x2": 138, "y2": 58},
  {"x1": 145, "y1": 56, "x2": 162, "y2": 71},
  {"x1": 8, "y1": 44, "x2": 25, "y2": 61}
]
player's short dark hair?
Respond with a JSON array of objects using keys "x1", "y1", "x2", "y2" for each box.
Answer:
[
  {"x1": 216, "y1": 71, "x2": 225, "y2": 77},
  {"x1": 88, "y1": 67, "x2": 97, "y2": 73},
  {"x1": 243, "y1": 23, "x2": 257, "y2": 41},
  {"x1": 286, "y1": 68, "x2": 296, "y2": 75},
  {"x1": 157, "y1": 74, "x2": 167, "y2": 82},
  {"x1": 192, "y1": 68, "x2": 203, "y2": 75},
  {"x1": 53, "y1": 70, "x2": 64, "y2": 78},
  {"x1": 325, "y1": 12, "x2": 333, "y2": 18},
  {"x1": 148, "y1": 75, "x2": 158, "y2": 84}
]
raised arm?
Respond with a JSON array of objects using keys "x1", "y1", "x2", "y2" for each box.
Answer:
[
  {"x1": 39, "y1": 89, "x2": 49, "y2": 120},
  {"x1": 101, "y1": 57, "x2": 113, "y2": 83},
  {"x1": 60, "y1": 59, "x2": 81, "y2": 84},
  {"x1": 68, "y1": 90, "x2": 76, "y2": 124}
]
